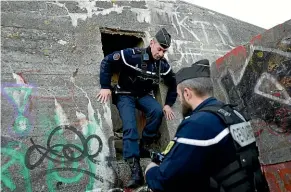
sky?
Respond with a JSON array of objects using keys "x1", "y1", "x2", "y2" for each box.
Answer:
[{"x1": 181, "y1": 0, "x2": 291, "y2": 29}]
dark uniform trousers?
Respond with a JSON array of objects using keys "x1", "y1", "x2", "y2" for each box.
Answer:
[{"x1": 116, "y1": 94, "x2": 163, "y2": 159}]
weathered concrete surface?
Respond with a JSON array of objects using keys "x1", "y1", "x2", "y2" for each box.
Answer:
[
  {"x1": 262, "y1": 161, "x2": 291, "y2": 192},
  {"x1": 1, "y1": 0, "x2": 263, "y2": 191},
  {"x1": 211, "y1": 19, "x2": 291, "y2": 191}
]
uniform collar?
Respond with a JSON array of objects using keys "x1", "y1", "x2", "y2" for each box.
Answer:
[
  {"x1": 193, "y1": 97, "x2": 217, "y2": 113},
  {"x1": 183, "y1": 97, "x2": 217, "y2": 119},
  {"x1": 146, "y1": 46, "x2": 155, "y2": 62}
]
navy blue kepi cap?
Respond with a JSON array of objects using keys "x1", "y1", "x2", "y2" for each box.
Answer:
[
  {"x1": 176, "y1": 59, "x2": 211, "y2": 85},
  {"x1": 155, "y1": 28, "x2": 171, "y2": 48}
]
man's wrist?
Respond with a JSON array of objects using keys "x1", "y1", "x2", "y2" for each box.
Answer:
[{"x1": 101, "y1": 85, "x2": 111, "y2": 89}]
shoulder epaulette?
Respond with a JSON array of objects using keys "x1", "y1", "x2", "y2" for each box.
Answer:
[{"x1": 132, "y1": 47, "x2": 142, "y2": 55}]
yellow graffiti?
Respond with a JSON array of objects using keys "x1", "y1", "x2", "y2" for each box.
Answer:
[
  {"x1": 43, "y1": 49, "x2": 50, "y2": 56},
  {"x1": 256, "y1": 51, "x2": 264, "y2": 58},
  {"x1": 7, "y1": 32, "x2": 20, "y2": 39},
  {"x1": 268, "y1": 60, "x2": 278, "y2": 72},
  {"x1": 44, "y1": 20, "x2": 50, "y2": 25},
  {"x1": 248, "y1": 57, "x2": 259, "y2": 72}
]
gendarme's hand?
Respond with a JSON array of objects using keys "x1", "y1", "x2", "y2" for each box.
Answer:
[
  {"x1": 163, "y1": 105, "x2": 175, "y2": 120},
  {"x1": 97, "y1": 89, "x2": 111, "y2": 103}
]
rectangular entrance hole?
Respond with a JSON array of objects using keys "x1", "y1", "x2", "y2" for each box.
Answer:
[{"x1": 100, "y1": 28, "x2": 149, "y2": 159}]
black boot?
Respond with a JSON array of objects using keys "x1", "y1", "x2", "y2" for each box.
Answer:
[
  {"x1": 139, "y1": 139, "x2": 152, "y2": 158},
  {"x1": 139, "y1": 133, "x2": 161, "y2": 158},
  {"x1": 126, "y1": 157, "x2": 144, "y2": 188}
]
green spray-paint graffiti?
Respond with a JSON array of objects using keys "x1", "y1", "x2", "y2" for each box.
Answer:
[
  {"x1": 24, "y1": 99, "x2": 105, "y2": 191},
  {"x1": 51, "y1": 100, "x2": 101, "y2": 191},
  {"x1": 46, "y1": 144, "x2": 88, "y2": 191},
  {"x1": 24, "y1": 125, "x2": 103, "y2": 191},
  {"x1": 44, "y1": 126, "x2": 102, "y2": 191},
  {"x1": 2, "y1": 84, "x2": 33, "y2": 137},
  {"x1": 1, "y1": 142, "x2": 32, "y2": 192}
]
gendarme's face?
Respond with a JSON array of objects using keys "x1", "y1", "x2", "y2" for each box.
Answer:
[
  {"x1": 150, "y1": 40, "x2": 167, "y2": 60},
  {"x1": 177, "y1": 86, "x2": 192, "y2": 118}
]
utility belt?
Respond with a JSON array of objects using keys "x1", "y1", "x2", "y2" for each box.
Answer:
[
  {"x1": 111, "y1": 85, "x2": 154, "y2": 105},
  {"x1": 111, "y1": 85, "x2": 132, "y2": 105},
  {"x1": 113, "y1": 85, "x2": 132, "y2": 95},
  {"x1": 137, "y1": 75, "x2": 160, "y2": 85}
]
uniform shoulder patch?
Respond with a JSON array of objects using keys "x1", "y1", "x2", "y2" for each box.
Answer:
[
  {"x1": 161, "y1": 141, "x2": 175, "y2": 156},
  {"x1": 113, "y1": 53, "x2": 120, "y2": 60},
  {"x1": 132, "y1": 47, "x2": 142, "y2": 54}
]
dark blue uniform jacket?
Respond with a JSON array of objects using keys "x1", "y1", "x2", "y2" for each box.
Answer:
[
  {"x1": 99, "y1": 47, "x2": 177, "y2": 106},
  {"x1": 146, "y1": 97, "x2": 237, "y2": 192}
]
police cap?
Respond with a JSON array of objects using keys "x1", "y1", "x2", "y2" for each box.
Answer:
[
  {"x1": 176, "y1": 59, "x2": 211, "y2": 85},
  {"x1": 155, "y1": 28, "x2": 171, "y2": 49}
]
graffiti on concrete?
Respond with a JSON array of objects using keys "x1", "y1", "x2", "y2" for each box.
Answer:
[
  {"x1": 156, "y1": 2, "x2": 236, "y2": 47},
  {"x1": 213, "y1": 43, "x2": 291, "y2": 134},
  {"x1": 212, "y1": 21, "x2": 291, "y2": 190},
  {"x1": 1, "y1": 73, "x2": 117, "y2": 191},
  {"x1": 224, "y1": 49, "x2": 290, "y2": 132},
  {"x1": 262, "y1": 161, "x2": 291, "y2": 192},
  {"x1": 1, "y1": 0, "x2": 267, "y2": 190},
  {"x1": 150, "y1": 2, "x2": 240, "y2": 70},
  {"x1": 172, "y1": 17, "x2": 235, "y2": 47},
  {"x1": 47, "y1": 1, "x2": 151, "y2": 27},
  {"x1": 1, "y1": 83, "x2": 34, "y2": 137},
  {"x1": 168, "y1": 20, "x2": 236, "y2": 68},
  {"x1": 43, "y1": 92, "x2": 114, "y2": 190},
  {"x1": 1, "y1": 141, "x2": 32, "y2": 192},
  {"x1": 24, "y1": 125, "x2": 103, "y2": 169},
  {"x1": 25, "y1": 102, "x2": 115, "y2": 191}
]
